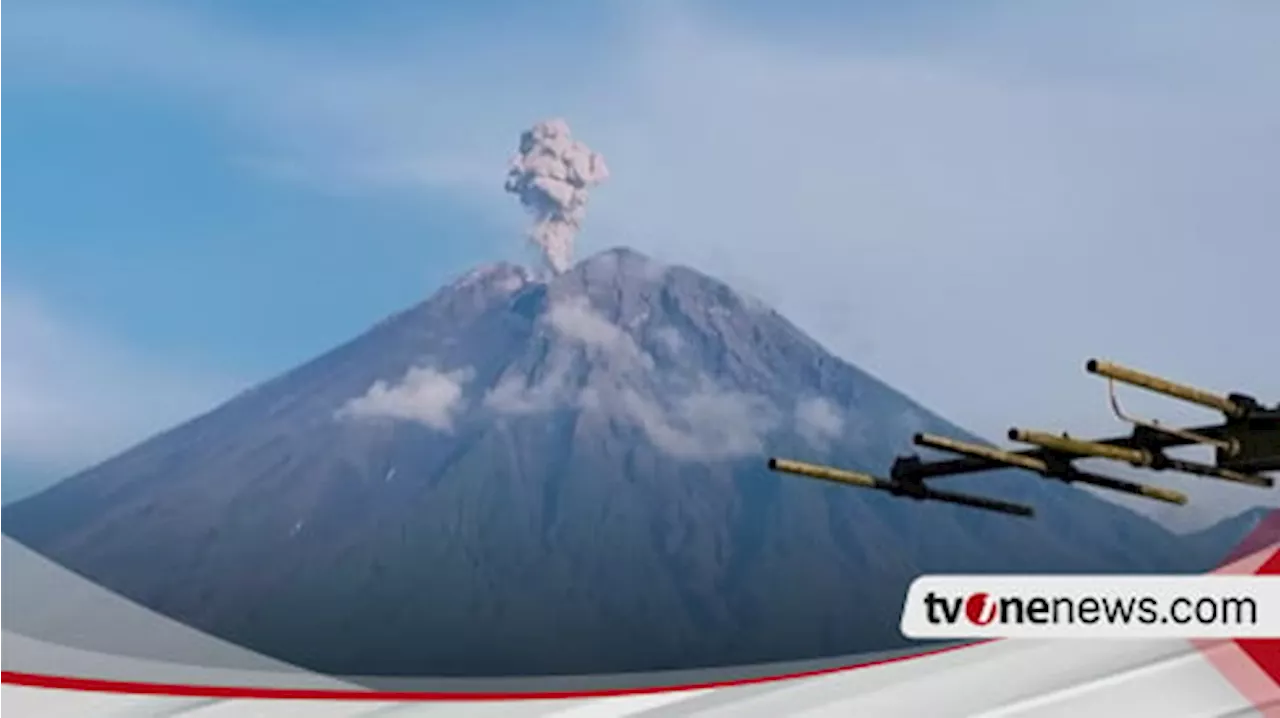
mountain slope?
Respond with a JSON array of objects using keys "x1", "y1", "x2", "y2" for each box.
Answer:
[{"x1": 2, "y1": 247, "x2": 1238, "y2": 677}]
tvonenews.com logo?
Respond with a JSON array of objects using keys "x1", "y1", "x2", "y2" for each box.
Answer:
[
  {"x1": 923, "y1": 591, "x2": 1256, "y2": 628},
  {"x1": 899, "y1": 576, "x2": 1280, "y2": 640}
]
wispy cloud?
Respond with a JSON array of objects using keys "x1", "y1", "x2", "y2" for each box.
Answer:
[
  {"x1": 483, "y1": 296, "x2": 650, "y2": 415},
  {"x1": 486, "y1": 296, "x2": 780, "y2": 460},
  {"x1": 653, "y1": 326, "x2": 683, "y2": 354},
  {"x1": 613, "y1": 382, "x2": 781, "y2": 461},
  {"x1": 337, "y1": 365, "x2": 474, "y2": 432},
  {"x1": 483, "y1": 365, "x2": 572, "y2": 416},
  {"x1": 1, "y1": 289, "x2": 245, "y2": 481},
  {"x1": 545, "y1": 296, "x2": 652, "y2": 369},
  {"x1": 795, "y1": 397, "x2": 844, "y2": 449}
]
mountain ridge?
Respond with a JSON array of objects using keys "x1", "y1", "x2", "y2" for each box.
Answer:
[{"x1": 2, "y1": 246, "x2": 1251, "y2": 677}]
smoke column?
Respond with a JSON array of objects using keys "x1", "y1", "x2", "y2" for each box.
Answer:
[{"x1": 504, "y1": 119, "x2": 610, "y2": 274}]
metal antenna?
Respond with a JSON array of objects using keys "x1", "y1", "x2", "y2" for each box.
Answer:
[{"x1": 1105, "y1": 377, "x2": 1239, "y2": 457}]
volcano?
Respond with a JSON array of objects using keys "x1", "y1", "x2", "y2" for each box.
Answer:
[{"x1": 1, "y1": 248, "x2": 1247, "y2": 677}]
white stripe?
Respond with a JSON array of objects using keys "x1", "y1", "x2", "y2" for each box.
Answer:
[
  {"x1": 169, "y1": 698, "x2": 402, "y2": 716},
  {"x1": 539, "y1": 689, "x2": 716, "y2": 718},
  {"x1": 0, "y1": 685, "x2": 185, "y2": 718},
  {"x1": 966, "y1": 648, "x2": 1243, "y2": 718}
]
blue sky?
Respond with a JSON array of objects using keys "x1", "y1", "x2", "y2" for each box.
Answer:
[{"x1": 4, "y1": 0, "x2": 1278, "y2": 527}]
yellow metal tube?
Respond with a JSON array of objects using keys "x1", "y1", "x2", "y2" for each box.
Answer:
[
  {"x1": 1215, "y1": 468, "x2": 1274, "y2": 488},
  {"x1": 768, "y1": 458, "x2": 878, "y2": 489},
  {"x1": 914, "y1": 433, "x2": 1050, "y2": 473},
  {"x1": 1009, "y1": 428, "x2": 1154, "y2": 467},
  {"x1": 1171, "y1": 461, "x2": 1275, "y2": 488},
  {"x1": 913, "y1": 433, "x2": 1191, "y2": 506},
  {"x1": 1138, "y1": 484, "x2": 1189, "y2": 505},
  {"x1": 1086, "y1": 359, "x2": 1244, "y2": 418}
]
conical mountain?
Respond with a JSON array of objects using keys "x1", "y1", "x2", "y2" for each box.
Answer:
[{"x1": 2, "y1": 247, "x2": 1233, "y2": 677}]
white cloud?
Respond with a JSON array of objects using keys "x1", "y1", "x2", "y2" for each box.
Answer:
[
  {"x1": 619, "y1": 384, "x2": 780, "y2": 461},
  {"x1": 337, "y1": 365, "x2": 473, "y2": 431},
  {"x1": 486, "y1": 298, "x2": 778, "y2": 460},
  {"x1": 795, "y1": 397, "x2": 844, "y2": 448},
  {"x1": 484, "y1": 297, "x2": 649, "y2": 415},
  {"x1": 653, "y1": 326, "x2": 683, "y2": 354},
  {"x1": 546, "y1": 297, "x2": 626, "y2": 348},
  {"x1": 1, "y1": 289, "x2": 246, "y2": 480},
  {"x1": 488, "y1": 364, "x2": 779, "y2": 461},
  {"x1": 544, "y1": 296, "x2": 651, "y2": 367},
  {"x1": 483, "y1": 377, "x2": 544, "y2": 415},
  {"x1": 483, "y1": 360, "x2": 575, "y2": 416}
]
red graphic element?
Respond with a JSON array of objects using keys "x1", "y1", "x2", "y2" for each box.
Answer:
[
  {"x1": 1236, "y1": 548, "x2": 1280, "y2": 685},
  {"x1": 1195, "y1": 512, "x2": 1280, "y2": 716},
  {"x1": 1223, "y1": 512, "x2": 1280, "y2": 567},
  {"x1": 965, "y1": 592, "x2": 997, "y2": 626},
  {"x1": 0, "y1": 641, "x2": 989, "y2": 701}
]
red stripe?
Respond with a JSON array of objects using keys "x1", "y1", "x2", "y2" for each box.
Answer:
[
  {"x1": 1236, "y1": 548, "x2": 1280, "y2": 686},
  {"x1": 1224, "y1": 510, "x2": 1280, "y2": 566},
  {"x1": 0, "y1": 641, "x2": 986, "y2": 701},
  {"x1": 1200, "y1": 544, "x2": 1280, "y2": 714}
]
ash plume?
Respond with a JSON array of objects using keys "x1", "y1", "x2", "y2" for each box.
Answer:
[{"x1": 504, "y1": 119, "x2": 609, "y2": 274}]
